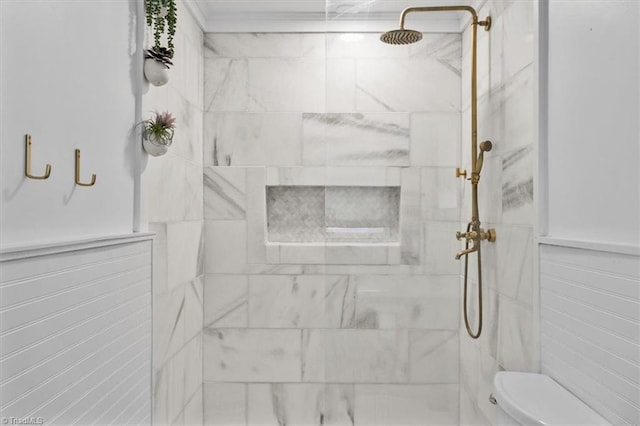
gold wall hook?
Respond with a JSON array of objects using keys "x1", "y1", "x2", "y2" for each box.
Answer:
[
  {"x1": 455, "y1": 167, "x2": 467, "y2": 179},
  {"x1": 75, "y1": 149, "x2": 96, "y2": 187},
  {"x1": 25, "y1": 134, "x2": 52, "y2": 180}
]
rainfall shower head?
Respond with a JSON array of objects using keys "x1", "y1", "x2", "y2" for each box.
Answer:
[{"x1": 380, "y1": 28, "x2": 423, "y2": 45}]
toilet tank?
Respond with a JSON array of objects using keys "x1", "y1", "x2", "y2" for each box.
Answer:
[{"x1": 493, "y1": 372, "x2": 610, "y2": 426}]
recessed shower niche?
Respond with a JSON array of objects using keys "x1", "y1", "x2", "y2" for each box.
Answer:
[{"x1": 266, "y1": 186, "x2": 401, "y2": 243}]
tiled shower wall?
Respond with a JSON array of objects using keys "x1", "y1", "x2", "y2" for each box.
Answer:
[
  {"x1": 142, "y1": 2, "x2": 204, "y2": 424},
  {"x1": 458, "y1": 1, "x2": 537, "y2": 424},
  {"x1": 202, "y1": 33, "x2": 465, "y2": 424}
]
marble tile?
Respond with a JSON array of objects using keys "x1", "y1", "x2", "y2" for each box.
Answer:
[
  {"x1": 145, "y1": 156, "x2": 203, "y2": 223},
  {"x1": 502, "y1": 0, "x2": 534, "y2": 83},
  {"x1": 400, "y1": 168, "x2": 422, "y2": 265},
  {"x1": 154, "y1": 364, "x2": 170, "y2": 425},
  {"x1": 501, "y1": 66, "x2": 535, "y2": 152},
  {"x1": 204, "y1": 274, "x2": 248, "y2": 328},
  {"x1": 459, "y1": 332, "x2": 480, "y2": 396},
  {"x1": 327, "y1": 58, "x2": 356, "y2": 112},
  {"x1": 248, "y1": 384, "x2": 354, "y2": 426},
  {"x1": 154, "y1": 285, "x2": 185, "y2": 368},
  {"x1": 150, "y1": 222, "x2": 169, "y2": 297},
  {"x1": 459, "y1": 385, "x2": 490, "y2": 426},
  {"x1": 421, "y1": 167, "x2": 461, "y2": 222},
  {"x1": 355, "y1": 59, "x2": 460, "y2": 113},
  {"x1": 497, "y1": 295, "x2": 535, "y2": 372},
  {"x1": 325, "y1": 245, "x2": 390, "y2": 265},
  {"x1": 496, "y1": 225, "x2": 534, "y2": 305},
  {"x1": 409, "y1": 330, "x2": 459, "y2": 384},
  {"x1": 502, "y1": 145, "x2": 534, "y2": 225},
  {"x1": 354, "y1": 275, "x2": 459, "y2": 330},
  {"x1": 248, "y1": 58, "x2": 325, "y2": 112},
  {"x1": 354, "y1": 385, "x2": 458, "y2": 426},
  {"x1": 204, "y1": 167, "x2": 247, "y2": 219},
  {"x1": 168, "y1": 88, "x2": 203, "y2": 165},
  {"x1": 203, "y1": 58, "x2": 249, "y2": 112},
  {"x1": 203, "y1": 112, "x2": 302, "y2": 166},
  {"x1": 183, "y1": 386, "x2": 203, "y2": 426},
  {"x1": 249, "y1": 275, "x2": 354, "y2": 328},
  {"x1": 204, "y1": 220, "x2": 247, "y2": 274},
  {"x1": 277, "y1": 243, "x2": 327, "y2": 265},
  {"x1": 203, "y1": 383, "x2": 246, "y2": 426},
  {"x1": 302, "y1": 330, "x2": 409, "y2": 383},
  {"x1": 302, "y1": 113, "x2": 410, "y2": 166},
  {"x1": 204, "y1": 33, "x2": 325, "y2": 59},
  {"x1": 477, "y1": 351, "x2": 500, "y2": 424},
  {"x1": 424, "y1": 221, "x2": 462, "y2": 275},
  {"x1": 184, "y1": 334, "x2": 203, "y2": 405},
  {"x1": 184, "y1": 277, "x2": 204, "y2": 341},
  {"x1": 167, "y1": 221, "x2": 204, "y2": 290},
  {"x1": 410, "y1": 113, "x2": 461, "y2": 167},
  {"x1": 168, "y1": 345, "x2": 187, "y2": 424},
  {"x1": 246, "y1": 167, "x2": 267, "y2": 264},
  {"x1": 203, "y1": 329, "x2": 301, "y2": 382}
]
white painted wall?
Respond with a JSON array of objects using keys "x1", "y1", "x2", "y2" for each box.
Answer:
[
  {"x1": 546, "y1": 0, "x2": 640, "y2": 246},
  {"x1": 0, "y1": 0, "x2": 143, "y2": 248}
]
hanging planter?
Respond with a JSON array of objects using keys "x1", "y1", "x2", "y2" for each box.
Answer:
[
  {"x1": 144, "y1": 0, "x2": 177, "y2": 86},
  {"x1": 141, "y1": 111, "x2": 176, "y2": 156}
]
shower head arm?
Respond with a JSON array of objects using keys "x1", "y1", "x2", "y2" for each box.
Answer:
[{"x1": 398, "y1": 5, "x2": 477, "y2": 29}]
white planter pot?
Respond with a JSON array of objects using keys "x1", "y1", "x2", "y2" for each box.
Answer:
[
  {"x1": 144, "y1": 58, "x2": 169, "y2": 87},
  {"x1": 142, "y1": 135, "x2": 170, "y2": 156}
]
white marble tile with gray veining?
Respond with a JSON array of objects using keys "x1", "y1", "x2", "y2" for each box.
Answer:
[
  {"x1": 248, "y1": 384, "x2": 355, "y2": 426},
  {"x1": 204, "y1": 167, "x2": 247, "y2": 219},
  {"x1": 497, "y1": 295, "x2": 535, "y2": 372},
  {"x1": 204, "y1": 220, "x2": 247, "y2": 274},
  {"x1": 203, "y1": 383, "x2": 246, "y2": 426},
  {"x1": 421, "y1": 167, "x2": 461, "y2": 222},
  {"x1": 502, "y1": 145, "x2": 534, "y2": 224},
  {"x1": 204, "y1": 33, "x2": 325, "y2": 59},
  {"x1": 409, "y1": 330, "x2": 459, "y2": 384},
  {"x1": 355, "y1": 59, "x2": 460, "y2": 112},
  {"x1": 203, "y1": 329, "x2": 301, "y2": 382},
  {"x1": 166, "y1": 221, "x2": 204, "y2": 290},
  {"x1": 203, "y1": 112, "x2": 302, "y2": 166},
  {"x1": 154, "y1": 285, "x2": 185, "y2": 368},
  {"x1": 184, "y1": 277, "x2": 204, "y2": 341},
  {"x1": 410, "y1": 112, "x2": 461, "y2": 167},
  {"x1": 248, "y1": 58, "x2": 326, "y2": 112},
  {"x1": 204, "y1": 58, "x2": 249, "y2": 112},
  {"x1": 249, "y1": 275, "x2": 355, "y2": 328},
  {"x1": 302, "y1": 113, "x2": 410, "y2": 166},
  {"x1": 204, "y1": 274, "x2": 248, "y2": 328},
  {"x1": 424, "y1": 221, "x2": 462, "y2": 275},
  {"x1": 496, "y1": 225, "x2": 533, "y2": 305},
  {"x1": 354, "y1": 275, "x2": 459, "y2": 330},
  {"x1": 354, "y1": 384, "x2": 458, "y2": 426},
  {"x1": 302, "y1": 330, "x2": 409, "y2": 383}
]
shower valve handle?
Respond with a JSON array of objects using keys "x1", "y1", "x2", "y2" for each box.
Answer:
[{"x1": 455, "y1": 167, "x2": 467, "y2": 179}]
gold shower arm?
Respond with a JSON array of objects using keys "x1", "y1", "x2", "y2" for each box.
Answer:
[{"x1": 398, "y1": 6, "x2": 491, "y2": 30}]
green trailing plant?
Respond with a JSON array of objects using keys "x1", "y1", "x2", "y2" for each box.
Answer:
[
  {"x1": 145, "y1": 0, "x2": 177, "y2": 68},
  {"x1": 142, "y1": 111, "x2": 176, "y2": 146}
]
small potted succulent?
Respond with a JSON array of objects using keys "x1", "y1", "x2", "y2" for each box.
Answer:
[
  {"x1": 141, "y1": 111, "x2": 176, "y2": 156},
  {"x1": 144, "y1": 0, "x2": 177, "y2": 86}
]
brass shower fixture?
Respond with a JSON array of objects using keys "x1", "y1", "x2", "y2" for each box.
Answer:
[{"x1": 381, "y1": 5, "x2": 495, "y2": 339}]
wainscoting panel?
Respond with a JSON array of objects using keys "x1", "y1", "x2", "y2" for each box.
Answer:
[
  {"x1": 540, "y1": 243, "x2": 640, "y2": 425},
  {"x1": 0, "y1": 235, "x2": 153, "y2": 425}
]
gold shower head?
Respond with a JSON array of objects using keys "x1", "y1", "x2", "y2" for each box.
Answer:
[{"x1": 380, "y1": 28, "x2": 423, "y2": 45}]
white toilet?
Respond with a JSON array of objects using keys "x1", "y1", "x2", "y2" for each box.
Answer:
[{"x1": 492, "y1": 372, "x2": 610, "y2": 425}]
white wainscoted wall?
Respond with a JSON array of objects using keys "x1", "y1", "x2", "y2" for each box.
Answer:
[
  {"x1": 458, "y1": 1, "x2": 538, "y2": 424},
  {"x1": 141, "y1": 1, "x2": 205, "y2": 424},
  {"x1": 0, "y1": 235, "x2": 153, "y2": 425},
  {"x1": 539, "y1": 1, "x2": 640, "y2": 424},
  {"x1": 202, "y1": 32, "x2": 463, "y2": 425}
]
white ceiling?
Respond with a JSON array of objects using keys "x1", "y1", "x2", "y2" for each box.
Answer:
[{"x1": 185, "y1": 0, "x2": 485, "y2": 33}]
